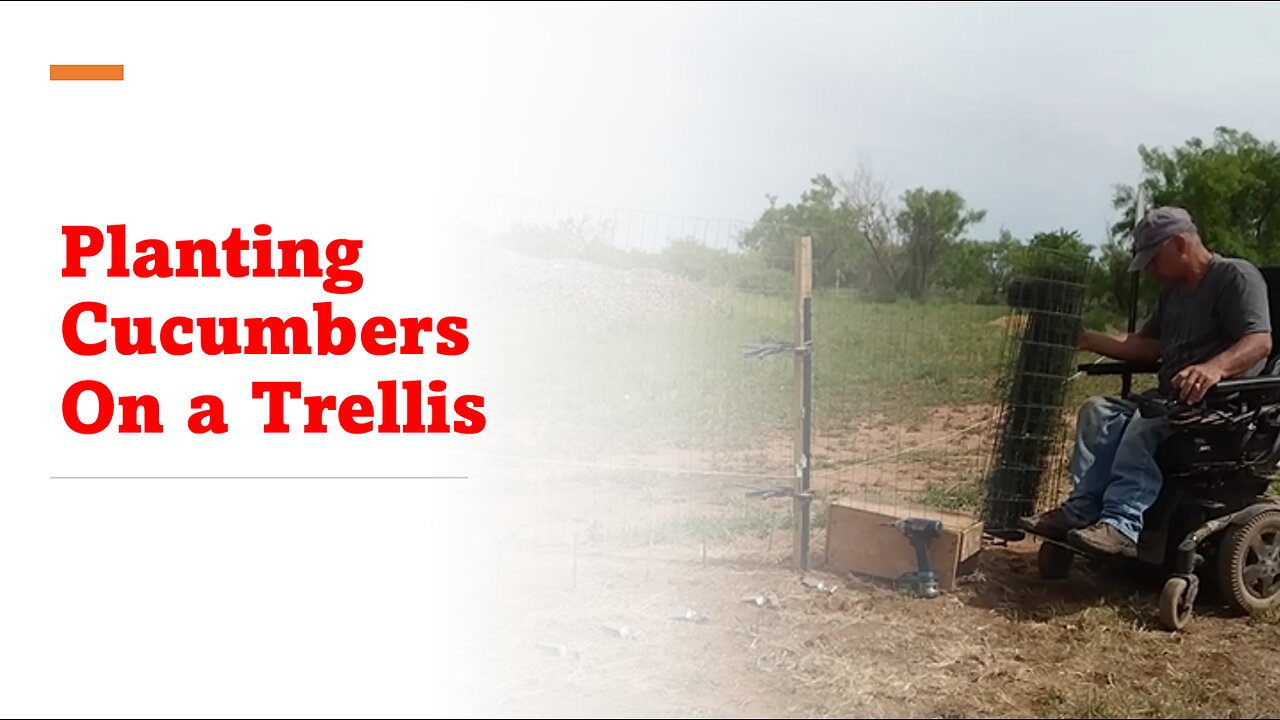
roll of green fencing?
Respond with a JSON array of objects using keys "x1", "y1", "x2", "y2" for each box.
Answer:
[{"x1": 981, "y1": 248, "x2": 1090, "y2": 539}]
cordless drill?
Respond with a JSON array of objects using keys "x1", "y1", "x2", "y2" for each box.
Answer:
[{"x1": 893, "y1": 518, "x2": 943, "y2": 599}]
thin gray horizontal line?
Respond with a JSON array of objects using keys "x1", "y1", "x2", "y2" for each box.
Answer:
[{"x1": 50, "y1": 475, "x2": 468, "y2": 480}]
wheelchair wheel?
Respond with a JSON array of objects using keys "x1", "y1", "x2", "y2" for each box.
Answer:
[
  {"x1": 1217, "y1": 509, "x2": 1280, "y2": 616},
  {"x1": 1037, "y1": 540, "x2": 1073, "y2": 580},
  {"x1": 1159, "y1": 576, "x2": 1195, "y2": 631}
]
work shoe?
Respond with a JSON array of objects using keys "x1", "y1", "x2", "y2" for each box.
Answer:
[
  {"x1": 1017, "y1": 508, "x2": 1081, "y2": 539},
  {"x1": 1067, "y1": 523, "x2": 1137, "y2": 558}
]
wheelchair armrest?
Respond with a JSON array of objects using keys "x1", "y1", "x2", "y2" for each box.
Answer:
[
  {"x1": 1136, "y1": 375, "x2": 1280, "y2": 426},
  {"x1": 1206, "y1": 375, "x2": 1280, "y2": 399},
  {"x1": 1078, "y1": 361, "x2": 1161, "y2": 376}
]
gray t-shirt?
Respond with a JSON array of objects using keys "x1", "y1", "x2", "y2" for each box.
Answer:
[{"x1": 1138, "y1": 254, "x2": 1273, "y2": 396}]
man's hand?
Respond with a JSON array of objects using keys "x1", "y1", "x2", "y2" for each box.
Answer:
[{"x1": 1172, "y1": 363, "x2": 1225, "y2": 404}]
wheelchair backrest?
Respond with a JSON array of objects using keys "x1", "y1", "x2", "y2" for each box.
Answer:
[{"x1": 1259, "y1": 265, "x2": 1280, "y2": 375}]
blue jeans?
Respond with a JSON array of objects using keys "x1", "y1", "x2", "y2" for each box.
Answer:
[{"x1": 1059, "y1": 395, "x2": 1175, "y2": 542}]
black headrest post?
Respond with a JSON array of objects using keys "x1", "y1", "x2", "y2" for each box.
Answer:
[{"x1": 1257, "y1": 266, "x2": 1280, "y2": 372}]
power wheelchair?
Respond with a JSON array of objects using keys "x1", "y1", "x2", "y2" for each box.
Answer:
[{"x1": 1025, "y1": 266, "x2": 1280, "y2": 631}]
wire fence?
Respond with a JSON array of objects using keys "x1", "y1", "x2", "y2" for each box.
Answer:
[
  {"x1": 442, "y1": 191, "x2": 1132, "y2": 595},
  {"x1": 449, "y1": 192, "x2": 808, "y2": 584},
  {"x1": 808, "y1": 246, "x2": 1127, "y2": 546}
]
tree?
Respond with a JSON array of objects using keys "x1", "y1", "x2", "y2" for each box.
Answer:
[
  {"x1": 737, "y1": 174, "x2": 868, "y2": 289},
  {"x1": 1025, "y1": 228, "x2": 1091, "y2": 257},
  {"x1": 1109, "y1": 127, "x2": 1280, "y2": 322},
  {"x1": 837, "y1": 166, "x2": 901, "y2": 297},
  {"x1": 1090, "y1": 236, "x2": 1141, "y2": 327},
  {"x1": 1111, "y1": 127, "x2": 1280, "y2": 262},
  {"x1": 894, "y1": 188, "x2": 987, "y2": 299},
  {"x1": 741, "y1": 169, "x2": 986, "y2": 299},
  {"x1": 933, "y1": 228, "x2": 1024, "y2": 304}
]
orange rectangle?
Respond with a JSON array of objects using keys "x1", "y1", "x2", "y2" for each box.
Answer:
[{"x1": 50, "y1": 65, "x2": 124, "y2": 81}]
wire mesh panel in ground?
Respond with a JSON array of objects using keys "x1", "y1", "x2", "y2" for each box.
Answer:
[
  {"x1": 803, "y1": 284, "x2": 1009, "y2": 591},
  {"x1": 980, "y1": 248, "x2": 1091, "y2": 538},
  {"x1": 808, "y1": 294, "x2": 1007, "y2": 538}
]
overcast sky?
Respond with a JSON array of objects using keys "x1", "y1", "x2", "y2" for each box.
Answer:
[{"x1": 458, "y1": 1, "x2": 1280, "y2": 249}]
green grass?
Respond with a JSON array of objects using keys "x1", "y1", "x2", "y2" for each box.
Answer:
[
  {"x1": 917, "y1": 476, "x2": 985, "y2": 512},
  {"x1": 494, "y1": 282, "x2": 1025, "y2": 455},
  {"x1": 812, "y1": 294, "x2": 1011, "y2": 425}
]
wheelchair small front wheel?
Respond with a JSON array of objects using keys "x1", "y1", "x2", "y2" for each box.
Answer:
[
  {"x1": 1037, "y1": 540, "x2": 1074, "y2": 580},
  {"x1": 1159, "y1": 576, "x2": 1195, "y2": 631},
  {"x1": 1217, "y1": 509, "x2": 1280, "y2": 616}
]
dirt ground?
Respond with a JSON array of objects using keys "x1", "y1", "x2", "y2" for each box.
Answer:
[{"x1": 449, "y1": 525, "x2": 1280, "y2": 719}]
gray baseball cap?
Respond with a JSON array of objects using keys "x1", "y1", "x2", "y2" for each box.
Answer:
[{"x1": 1129, "y1": 206, "x2": 1197, "y2": 272}]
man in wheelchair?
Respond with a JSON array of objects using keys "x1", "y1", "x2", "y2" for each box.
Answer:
[{"x1": 1019, "y1": 206, "x2": 1274, "y2": 560}]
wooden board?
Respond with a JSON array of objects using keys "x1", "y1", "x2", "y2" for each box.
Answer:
[{"x1": 822, "y1": 498, "x2": 984, "y2": 592}]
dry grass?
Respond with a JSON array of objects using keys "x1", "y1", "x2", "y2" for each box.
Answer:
[{"x1": 450, "y1": 461, "x2": 1280, "y2": 719}]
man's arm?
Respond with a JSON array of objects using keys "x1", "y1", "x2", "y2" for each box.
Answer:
[
  {"x1": 1209, "y1": 332, "x2": 1272, "y2": 377},
  {"x1": 1077, "y1": 328, "x2": 1161, "y2": 364},
  {"x1": 1077, "y1": 294, "x2": 1164, "y2": 363},
  {"x1": 1174, "y1": 331, "x2": 1272, "y2": 403}
]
